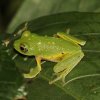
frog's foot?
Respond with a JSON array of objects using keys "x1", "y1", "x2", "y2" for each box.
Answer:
[
  {"x1": 23, "y1": 56, "x2": 42, "y2": 79},
  {"x1": 23, "y1": 67, "x2": 41, "y2": 78},
  {"x1": 49, "y1": 71, "x2": 66, "y2": 85}
]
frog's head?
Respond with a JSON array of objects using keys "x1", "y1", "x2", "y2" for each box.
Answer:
[{"x1": 14, "y1": 31, "x2": 34, "y2": 56}]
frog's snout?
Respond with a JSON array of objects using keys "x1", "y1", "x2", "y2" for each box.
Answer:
[
  {"x1": 13, "y1": 41, "x2": 17, "y2": 49},
  {"x1": 13, "y1": 40, "x2": 19, "y2": 51}
]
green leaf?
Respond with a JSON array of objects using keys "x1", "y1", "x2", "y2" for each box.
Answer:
[
  {"x1": 27, "y1": 78, "x2": 75, "y2": 100},
  {"x1": 0, "y1": 35, "x2": 24, "y2": 100},
  {"x1": 11, "y1": 12, "x2": 100, "y2": 100},
  {"x1": 7, "y1": 0, "x2": 100, "y2": 33}
]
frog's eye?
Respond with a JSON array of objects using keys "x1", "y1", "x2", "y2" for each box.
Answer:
[{"x1": 20, "y1": 43, "x2": 28, "y2": 53}]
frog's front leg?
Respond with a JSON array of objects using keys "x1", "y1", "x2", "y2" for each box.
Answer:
[
  {"x1": 23, "y1": 56, "x2": 42, "y2": 78},
  {"x1": 49, "y1": 51, "x2": 84, "y2": 84}
]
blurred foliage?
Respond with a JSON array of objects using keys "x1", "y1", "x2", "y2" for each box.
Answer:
[
  {"x1": 1, "y1": 0, "x2": 100, "y2": 33},
  {"x1": 0, "y1": 0, "x2": 23, "y2": 33},
  {"x1": 7, "y1": 0, "x2": 100, "y2": 33}
]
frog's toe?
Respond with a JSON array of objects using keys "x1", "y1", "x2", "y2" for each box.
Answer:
[
  {"x1": 23, "y1": 73, "x2": 34, "y2": 78},
  {"x1": 49, "y1": 75, "x2": 62, "y2": 84},
  {"x1": 23, "y1": 68, "x2": 40, "y2": 78},
  {"x1": 49, "y1": 72, "x2": 67, "y2": 85},
  {"x1": 61, "y1": 76, "x2": 66, "y2": 84}
]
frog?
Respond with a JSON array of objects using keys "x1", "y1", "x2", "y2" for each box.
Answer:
[{"x1": 14, "y1": 30, "x2": 86, "y2": 84}]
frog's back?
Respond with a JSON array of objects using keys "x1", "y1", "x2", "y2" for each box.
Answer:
[
  {"x1": 32, "y1": 35, "x2": 81, "y2": 54},
  {"x1": 44, "y1": 36, "x2": 80, "y2": 51}
]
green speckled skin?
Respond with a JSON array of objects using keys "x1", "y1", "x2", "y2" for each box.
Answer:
[
  {"x1": 14, "y1": 31, "x2": 81, "y2": 57},
  {"x1": 14, "y1": 31, "x2": 86, "y2": 84}
]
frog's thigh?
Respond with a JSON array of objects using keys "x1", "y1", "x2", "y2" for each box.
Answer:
[
  {"x1": 56, "y1": 32, "x2": 86, "y2": 46},
  {"x1": 49, "y1": 51, "x2": 84, "y2": 84},
  {"x1": 23, "y1": 56, "x2": 41, "y2": 78}
]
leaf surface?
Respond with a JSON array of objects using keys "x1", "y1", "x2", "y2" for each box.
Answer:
[{"x1": 11, "y1": 12, "x2": 100, "y2": 100}]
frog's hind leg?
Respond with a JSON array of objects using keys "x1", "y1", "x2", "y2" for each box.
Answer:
[
  {"x1": 49, "y1": 51, "x2": 84, "y2": 84},
  {"x1": 23, "y1": 56, "x2": 42, "y2": 78}
]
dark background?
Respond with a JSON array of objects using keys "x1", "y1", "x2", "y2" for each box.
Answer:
[{"x1": 0, "y1": 0, "x2": 23, "y2": 33}]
